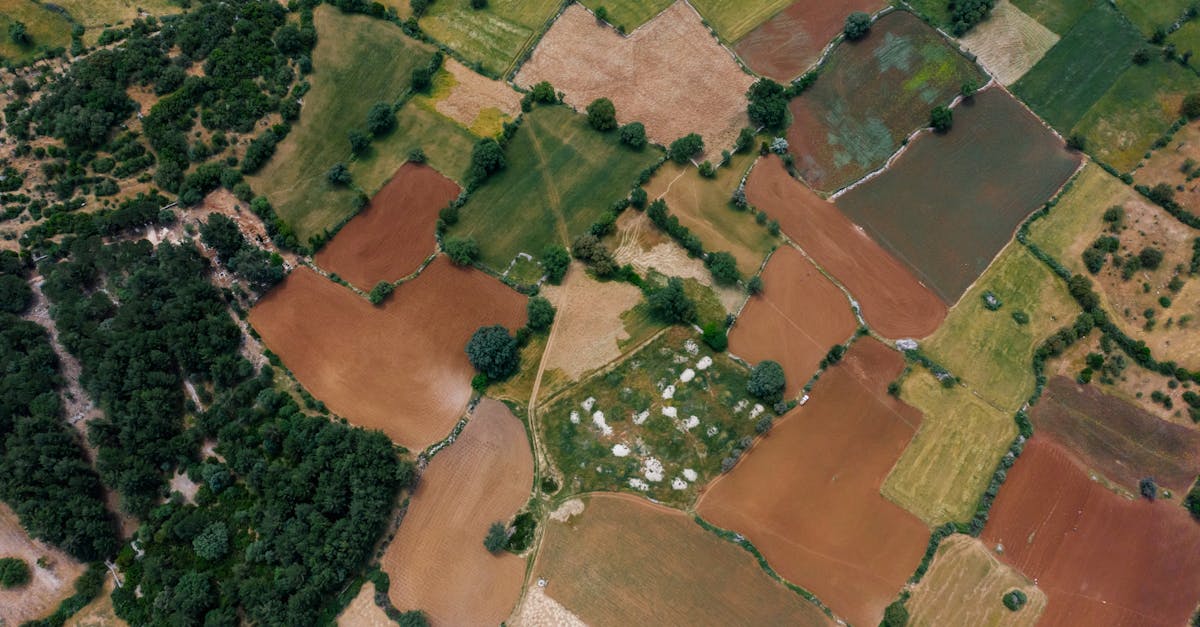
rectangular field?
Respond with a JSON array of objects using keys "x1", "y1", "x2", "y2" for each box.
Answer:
[
  {"x1": 450, "y1": 105, "x2": 661, "y2": 273},
  {"x1": 906, "y1": 535, "x2": 1046, "y2": 627},
  {"x1": 1115, "y1": 0, "x2": 1193, "y2": 35},
  {"x1": 1010, "y1": 0, "x2": 1097, "y2": 35},
  {"x1": 787, "y1": 10, "x2": 986, "y2": 193},
  {"x1": 419, "y1": 0, "x2": 560, "y2": 76},
  {"x1": 958, "y1": 0, "x2": 1060, "y2": 86},
  {"x1": 1011, "y1": 2, "x2": 1142, "y2": 132},
  {"x1": 734, "y1": 0, "x2": 889, "y2": 81},
  {"x1": 835, "y1": 87, "x2": 1081, "y2": 303}
]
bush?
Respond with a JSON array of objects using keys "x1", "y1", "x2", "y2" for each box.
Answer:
[
  {"x1": 366, "y1": 102, "x2": 395, "y2": 136},
  {"x1": 630, "y1": 186, "x2": 647, "y2": 209},
  {"x1": 1183, "y1": 93, "x2": 1200, "y2": 120},
  {"x1": 368, "y1": 281, "x2": 394, "y2": 305},
  {"x1": 571, "y1": 234, "x2": 619, "y2": 277},
  {"x1": 880, "y1": 600, "x2": 909, "y2": 626},
  {"x1": 471, "y1": 0, "x2": 487, "y2": 9},
  {"x1": 747, "y1": 360, "x2": 786, "y2": 404},
  {"x1": 961, "y1": 79, "x2": 979, "y2": 98},
  {"x1": 0, "y1": 274, "x2": 33, "y2": 314},
  {"x1": 619, "y1": 122, "x2": 647, "y2": 150},
  {"x1": 844, "y1": 12, "x2": 871, "y2": 40},
  {"x1": 444, "y1": 237, "x2": 479, "y2": 266},
  {"x1": 1139, "y1": 246, "x2": 1164, "y2": 270},
  {"x1": 1002, "y1": 589, "x2": 1027, "y2": 611},
  {"x1": 1140, "y1": 476, "x2": 1158, "y2": 501},
  {"x1": 408, "y1": 147, "x2": 427, "y2": 163},
  {"x1": 647, "y1": 277, "x2": 696, "y2": 324},
  {"x1": 747, "y1": 275, "x2": 763, "y2": 295},
  {"x1": 0, "y1": 557, "x2": 30, "y2": 589},
  {"x1": 701, "y1": 322, "x2": 728, "y2": 351},
  {"x1": 668, "y1": 133, "x2": 704, "y2": 164},
  {"x1": 483, "y1": 521, "x2": 508, "y2": 553},
  {"x1": 705, "y1": 251, "x2": 740, "y2": 285},
  {"x1": 326, "y1": 162, "x2": 352, "y2": 186},
  {"x1": 1011, "y1": 310, "x2": 1029, "y2": 325},
  {"x1": 348, "y1": 130, "x2": 371, "y2": 155},
  {"x1": 586, "y1": 98, "x2": 618, "y2": 132},
  {"x1": 526, "y1": 296, "x2": 556, "y2": 331},
  {"x1": 698, "y1": 160, "x2": 715, "y2": 178},
  {"x1": 735, "y1": 127, "x2": 756, "y2": 153},
  {"x1": 469, "y1": 138, "x2": 506, "y2": 184},
  {"x1": 931, "y1": 105, "x2": 952, "y2": 132},
  {"x1": 541, "y1": 245, "x2": 570, "y2": 284},
  {"x1": 466, "y1": 325, "x2": 519, "y2": 380},
  {"x1": 530, "y1": 81, "x2": 557, "y2": 104}
]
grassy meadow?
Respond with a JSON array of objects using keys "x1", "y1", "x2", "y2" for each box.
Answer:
[
  {"x1": 1010, "y1": 0, "x2": 1095, "y2": 35},
  {"x1": 50, "y1": 0, "x2": 181, "y2": 44},
  {"x1": 0, "y1": 0, "x2": 73, "y2": 63},
  {"x1": 419, "y1": 0, "x2": 560, "y2": 76},
  {"x1": 1115, "y1": 0, "x2": 1193, "y2": 36}
]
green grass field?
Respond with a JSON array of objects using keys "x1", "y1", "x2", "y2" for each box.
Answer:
[
  {"x1": 1071, "y1": 58, "x2": 1200, "y2": 171},
  {"x1": 352, "y1": 101, "x2": 477, "y2": 196},
  {"x1": 923, "y1": 242, "x2": 1079, "y2": 412},
  {"x1": 420, "y1": 0, "x2": 561, "y2": 76},
  {"x1": 50, "y1": 0, "x2": 181, "y2": 44},
  {"x1": 882, "y1": 369, "x2": 1016, "y2": 525},
  {"x1": 691, "y1": 0, "x2": 792, "y2": 42},
  {"x1": 1012, "y1": 2, "x2": 1142, "y2": 132},
  {"x1": 1026, "y1": 164, "x2": 1122, "y2": 257},
  {"x1": 451, "y1": 105, "x2": 662, "y2": 272},
  {"x1": 578, "y1": 0, "x2": 672, "y2": 31},
  {"x1": 250, "y1": 7, "x2": 435, "y2": 242},
  {"x1": 0, "y1": 0, "x2": 73, "y2": 63},
  {"x1": 905, "y1": 0, "x2": 951, "y2": 25},
  {"x1": 1115, "y1": 0, "x2": 1192, "y2": 35},
  {"x1": 1170, "y1": 18, "x2": 1200, "y2": 58},
  {"x1": 1010, "y1": 0, "x2": 1097, "y2": 35}
]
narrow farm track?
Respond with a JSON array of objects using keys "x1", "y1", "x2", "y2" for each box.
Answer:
[{"x1": 526, "y1": 121, "x2": 570, "y2": 246}]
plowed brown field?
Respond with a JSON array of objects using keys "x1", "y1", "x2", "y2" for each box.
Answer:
[
  {"x1": 729, "y1": 246, "x2": 857, "y2": 397},
  {"x1": 697, "y1": 338, "x2": 929, "y2": 626},
  {"x1": 735, "y1": 0, "x2": 887, "y2": 81},
  {"x1": 745, "y1": 156, "x2": 945, "y2": 338},
  {"x1": 381, "y1": 398, "x2": 532, "y2": 625},
  {"x1": 248, "y1": 261, "x2": 525, "y2": 450},
  {"x1": 982, "y1": 438, "x2": 1200, "y2": 627},
  {"x1": 315, "y1": 163, "x2": 460, "y2": 290}
]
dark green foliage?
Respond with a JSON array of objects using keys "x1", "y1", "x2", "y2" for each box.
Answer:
[
  {"x1": 981, "y1": 290, "x2": 1002, "y2": 311},
  {"x1": 1011, "y1": 310, "x2": 1029, "y2": 325},
  {"x1": 747, "y1": 79, "x2": 788, "y2": 130},
  {"x1": 0, "y1": 274, "x2": 32, "y2": 314},
  {"x1": 1187, "y1": 480, "x2": 1200, "y2": 520},
  {"x1": 667, "y1": 133, "x2": 704, "y2": 164},
  {"x1": 1139, "y1": 246, "x2": 1164, "y2": 270},
  {"x1": 571, "y1": 234, "x2": 618, "y2": 277},
  {"x1": 1139, "y1": 476, "x2": 1158, "y2": 501},
  {"x1": 747, "y1": 275, "x2": 763, "y2": 295},
  {"x1": 747, "y1": 360, "x2": 786, "y2": 404},
  {"x1": 844, "y1": 12, "x2": 871, "y2": 40},
  {"x1": 701, "y1": 322, "x2": 728, "y2": 351},
  {"x1": 880, "y1": 599, "x2": 909, "y2": 626},
  {"x1": 620, "y1": 122, "x2": 647, "y2": 150},
  {"x1": 530, "y1": 81, "x2": 556, "y2": 104},
  {"x1": 646, "y1": 199, "x2": 704, "y2": 256},
  {"x1": 349, "y1": 130, "x2": 371, "y2": 155},
  {"x1": 705, "y1": 251, "x2": 740, "y2": 285},
  {"x1": 469, "y1": 138, "x2": 506, "y2": 184},
  {"x1": 526, "y1": 296, "x2": 556, "y2": 331},
  {"x1": 647, "y1": 276, "x2": 696, "y2": 325},
  {"x1": 505, "y1": 511, "x2": 536, "y2": 552},
  {"x1": 698, "y1": 161, "x2": 715, "y2": 178},
  {"x1": 444, "y1": 237, "x2": 479, "y2": 266},
  {"x1": 466, "y1": 325, "x2": 519, "y2": 381},
  {"x1": 630, "y1": 186, "x2": 647, "y2": 209},
  {"x1": 326, "y1": 162, "x2": 353, "y2": 186},
  {"x1": 950, "y1": 0, "x2": 996, "y2": 36},
  {"x1": 398, "y1": 611, "x2": 431, "y2": 627},
  {"x1": 367, "y1": 102, "x2": 395, "y2": 136},
  {"x1": 822, "y1": 344, "x2": 846, "y2": 368},
  {"x1": 0, "y1": 557, "x2": 29, "y2": 588},
  {"x1": 471, "y1": 0, "x2": 488, "y2": 9},
  {"x1": 541, "y1": 244, "x2": 570, "y2": 284},
  {"x1": 930, "y1": 105, "x2": 952, "y2": 132},
  {"x1": 484, "y1": 521, "x2": 509, "y2": 552},
  {"x1": 368, "y1": 281, "x2": 394, "y2": 305},
  {"x1": 200, "y1": 214, "x2": 244, "y2": 260},
  {"x1": 1184, "y1": 93, "x2": 1200, "y2": 120},
  {"x1": 1002, "y1": 589, "x2": 1027, "y2": 611},
  {"x1": 9, "y1": 21, "x2": 30, "y2": 46},
  {"x1": 586, "y1": 98, "x2": 618, "y2": 132},
  {"x1": 961, "y1": 79, "x2": 978, "y2": 98},
  {"x1": 192, "y1": 522, "x2": 229, "y2": 560}
]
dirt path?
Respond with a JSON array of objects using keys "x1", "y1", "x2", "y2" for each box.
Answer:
[{"x1": 526, "y1": 128, "x2": 570, "y2": 246}]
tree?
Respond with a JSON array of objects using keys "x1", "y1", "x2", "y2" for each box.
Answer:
[
  {"x1": 961, "y1": 80, "x2": 978, "y2": 98},
  {"x1": 880, "y1": 600, "x2": 909, "y2": 626},
  {"x1": 530, "y1": 81, "x2": 556, "y2": 104},
  {"x1": 619, "y1": 122, "x2": 647, "y2": 150},
  {"x1": 648, "y1": 277, "x2": 696, "y2": 324},
  {"x1": 931, "y1": 106, "x2": 953, "y2": 132},
  {"x1": 0, "y1": 558, "x2": 29, "y2": 588},
  {"x1": 630, "y1": 186, "x2": 647, "y2": 208},
  {"x1": 541, "y1": 245, "x2": 570, "y2": 284},
  {"x1": 586, "y1": 98, "x2": 618, "y2": 132},
  {"x1": 0, "y1": 274, "x2": 33, "y2": 314},
  {"x1": 595, "y1": 6, "x2": 608, "y2": 23},
  {"x1": 705, "y1": 251, "x2": 740, "y2": 285},
  {"x1": 326, "y1": 162, "x2": 352, "y2": 186},
  {"x1": 398, "y1": 611, "x2": 430, "y2": 627},
  {"x1": 1132, "y1": 47, "x2": 1152, "y2": 65},
  {"x1": 366, "y1": 102, "x2": 395, "y2": 136},
  {"x1": 1139, "y1": 477, "x2": 1158, "y2": 501},
  {"x1": 471, "y1": 0, "x2": 487, "y2": 8},
  {"x1": 193, "y1": 522, "x2": 229, "y2": 561},
  {"x1": 526, "y1": 296, "x2": 556, "y2": 331},
  {"x1": 1184, "y1": 93, "x2": 1200, "y2": 120},
  {"x1": 698, "y1": 160, "x2": 715, "y2": 178},
  {"x1": 469, "y1": 138, "x2": 506, "y2": 183},
  {"x1": 668, "y1": 134, "x2": 704, "y2": 164},
  {"x1": 747, "y1": 79, "x2": 788, "y2": 130},
  {"x1": 200, "y1": 214, "x2": 245, "y2": 261},
  {"x1": 1139, "y1": 246, "x2": 1164, "y2": 270},
  {"x1": 8, "y1": 21, "x2": 30, "y2": 46},
  {"x1": 444, "y1": 237, "x2": 479, "y2": 266},
  {"x1": 349, "y1": 130, "x2": 371, "y2": 155},
  {"x1": 1066, "y1": 134, "x2": 1086, "y2": 151},
  {"x1": 1002, "y1": 589, "x2": 1027, "y2": 611},
  {"x1": 747, "y1": 275, "x2": 763, "y2": 295},
  {"x1": 368, "y1": 281, "x2": 394, "y2": 305},
  {"x1": 466, "y1": 325, "x2": 519, "y2": 380},
  {"x1": 747, "y1": 361, "x2": 786, "y2": 404},
  {"x1": 950, "y1": 0, "x2": 996, "y2": 36},
  {"x1": 1148, "y1": 182, "x2": 1175, "y2": 205},
  {"x1": 702, "y1": 322, "x2": 727, "y2": 351},
  {"x1": 843, "y1": 12, "x2": 871, "y2": 40}
]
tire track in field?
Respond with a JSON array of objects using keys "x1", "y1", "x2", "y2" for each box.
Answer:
[{"x1": 526, "y1": 126, "x2": 570, "y2": 246}]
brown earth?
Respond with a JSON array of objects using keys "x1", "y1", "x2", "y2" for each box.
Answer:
[
  {"x1": 434, "y1": 58, "x2": 522, "y2": 134},
  {"x1": 1031, "y1": 376, "x2": 1200, "y2": 493},
  {"x1": 529, "y1": 493, "x2": 832, "y2": 626},
  {"x1": 248, "y1": 260, "x2": 526, "y2": 450},
  {"x1": 514, "y1": 2, "x2": 754, "y2": 156},
  {"x1": 1136, "y1": 120, "x2": 1200, "y2": 215},
  {"x1": 0, "y1": 503, "x2": 86, "y2": 625},
  {"x1": 696, "y1": 337, "x2": 929, "y2": 626},
  {"x1": 314, "y1": 163, "x2": 460, "y2": 291},
  {"x1": 336, "y1": 582, "x2": 394, "y2": 627},
  {"x1": 982, "y1": 438, "x2": 1200, "y2": 627},
  {"x1": 735, "y1": 0, "x2": 888, "y2": 81},
  {"x1": 745, "y1": 156, "x2": 946, "y2": 338},
  {"x1": 729, "y1": 246, "x2": 858, "y2": 397},
  {"x1": 64, "y1": 573, "x2": 124, "y2": 627},
  {"x1": 381, "y1": 398, "x2": 532, "y2": 626},
  {"x1": 539, "y1": 262, "x2": 647, "y2": 381},
  {"x1": 906, "y1": 535, "x2": 1046, "y2": 627},
  {"x1": 958, "y1": 0, "x2": 1059, "y2": 86}
]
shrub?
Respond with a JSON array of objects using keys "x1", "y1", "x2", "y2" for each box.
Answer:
[
  {"x1": 530, "y1": 81, "x2": 556, "y2": 104},
  {"x1": 471, "y1": 0, "x2": 487, "y2": 9},
  {"x1": 1139, "y1": 246, "x2": 1164, "y2": 270},
  {"x1": 368, "y1": 281, "x2": 394, "y2": 305},
  {"x1": 408, "y1": 147, "x2": 427, "y2": 163},
  {"x1": 705, "y1": 251, "x2": 740, "y2": 285},
  {"x1": 469, "y1": 138, "x2": 506, "y2": 183},
  {"x1": 326, "y1": 162, "x2": 352, "y2": 186},
  {"x1": 0, "y1": 274, "x2": 33, "y2": 314},
  {"x1": 541, "y1": 245, "x2": 570, "y2": 284},
  {"x1": 747, "y1": 79, "x2": 788, "y2": 130},
  {"x1": 483, "y1": 521, "x2": 508, "y2": 553},
  {"x1": 619, "y1": 122, "x2": 647, "y2": 150},
  {"x1": 843, "y1": 12, "x2": 871, "y2": 40},
  {"x1": 981, "y1": 290, "x2": 1002, "y2": 311},
  {"x1": 526, "y1": 296, "x2": 556, "y2": 331},
  {"x1": 698, "y1": 160, "x2": 715, "y2": 178},
  {"x1": 1011, "y1": 310, "x2": 1029, "y2": 325},
  {"x1": 466, "y1": 325, "x2": 519, "y2": 380},
  {"x1": 0, "y1": 558, "x2": 30, "y2": 589},
  {"x1": 398, "y1": 611, "x2": 430, "y2": 627},
  {"x1": 444, "y1": 237, "x2": 479, "y2": 266},
  {"x1": 747, "y1": 361, "x2": 786, "y2": 404},
  {"x1": 1002, "y1": 589, "x2": 1028, "y2": 611},
  {"x1": 1066, "y1": 134, "x2": 1086, "y2": 151},
  {"x1": 586, "y1": 98, "x2": 618, "y2": 132},
  {"x1": 348, "y1": 130, "x2": 371, "y2": 155},
  {"x1": 701, "y1": 322, "x2": 728, "y2": 351},
  {"x1": 668, "y1": 133, "x2": 704, "y2": 164},
  {"x1": 770, "y1": 137, "x2": 789, "y2": 154},
  {"x1": 931, "y1": 105, "x2": 952, "y2": 132},
  {"x1": 950, "y1": 0, "x2": 996, "y2": 36},
  {"x1": 735, "y1": 127, "x2": 755, "y2": 153},
  {"x1": 630, "y1": 186, "x2": 647, "y2": 209},
  {"x1": 880, "y1": 600, "x2": 909, "y2": 626},
  {"x1": 961, "y1": 79, "x2": 979, "y2": 98},
  {"x1": 648, "y1": 277, "x2": 696, "y2": 324},
  {"x1": 1183, "y1": 93, "x2": 1200, "y2": 120},
  {"x1": 747, "y1": 275, "x2": 763, "y2": 295},
  {"x1": 1140, "y1": 476, "x2": 1158, "y2": 501},
  {"x1": 366, "y1": 102, "x2": 395, "y2": 136}
]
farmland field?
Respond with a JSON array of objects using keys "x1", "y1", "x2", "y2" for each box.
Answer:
[
  {"x1": 697, "y1": 338, "x2": 929, "y2": 627},
  {"x1": 450, "y1": 105, "x2": 661, "y2": 272},
  {"x1": 416, "y1": 58, "x2": 522, "y2": 138},
  {"x1": 250, "y1": 6, "x2": 435, "y2": 242},
  {"x1": 689, "y1": 0, "x2": 793, "y2": 42},
  {"x1": 729, "y1": 246, "x2": 859, "y2": 398},
  {"x1": 247, "y1": 261, "x2": 526, "y2": 451},
  {"x1": 882, "y1": 369, "x2": 1017, "y2": 525},
  {"x1": 357, "y1": 100, "x2": 478, "y2": 191},
  {"x1": 539, "y1": 326, "x2": 762, "y2": 506},
  {"x1": 0, "y1": 0, "x2": 73, "y2": 63},
  {"x1": 46, "y1": 0, "x2": 180, "y2": 45},
  {"x1": 922, "y1": 243, "x2": 1079, "y2": 412},
  {"x1": 1012, "y1": 2, "x2": 1142, "y2": 132},
  {"x1": 419, "y1": 0, "x2": 560, "y2": 76},
  {"x1": 336, "y1": 582, "x2": 391, "y2": 627},
  {"x1": 982, "y1": 438, "x2": 1200, "y2": 626},
  {"x1": 959, "y1": 0, "x2": 1060, "y2": 86},
  {"x1": 528, "y1": 493, "x2": 832, "y2": 625},
  {"x1": 906, "y1": 535, "x2": 1046, "y2": 627},
  {"x1": 734, "y1": 0, "x2": 888, "y2": 81},
  {"x1": 1134, "y1": 121, "x2": 1200, "y2": 214},
  {"x1": 1114, "y1": 0, "x2": 1193, "y2": 35},
  {"x1": 380, "y1": 399, "x2": 532, "y2": 625},
  {"x1": 0, "y1": 503, "x2": 85, "y2": 625},
  {"x1": 836, "y1": 87, "x2": 1080, "y2": 303},
  {"x1": 515, "y1": 3, "x2": 755, "y2": 157},
  {"x1": 1031, "y1": 376, "x2": 1200, "y2": 493},
  {"x1": 746, "y1": 156, "x2": 946, "y2": 338},
  {"x1": 1010, "y1": 0, "x2": 1097, "y2": 35},
  {"x1": 314, "y1": 163, "x2": 459, "y2": 291},
  {"x1": 787, "y1": 10, "x2": 987, "y2": 193},
  {"x1": 578, "y1": 0, "x2": 672, "y2": 31}
]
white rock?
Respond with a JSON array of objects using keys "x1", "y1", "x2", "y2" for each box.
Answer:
[
  {"x1": 662, "y1": 384, "x2": 676, "y2": 400},
  {"x1": 593, "y1": 411, "x2": 612, "y2": 436},
  {"x1": 661, "y1": 406, "x2": 678, "y2": 418},
  {"x1": 749, "y1": 404, "x2": 764, "y2": 420},
  {"x1": 680, "y1": 368, "x2": 695, "y2": 383},
  {"x1": 671, "y1": 478, "x2": 688, "y2": 490},
  {"x1": 581, "y1": 397, "x2": 596, "y2": 412},
  {"x1": 633, "y1": 410, "x2": 649, "y2": 425},
  {"x1": 628, "y1": 478, "x2": 649, "y2": 491},
  {"x1": 642, "y1": 457, "x2": 664, "y2": 482},
  {"x1": 684, "y1": 416, "x2": 700, "y2": 430},
  {"x1": 684, "y1": 340, "x2": 699, "y2": 355},
  {"x1": 612, "y1": 444, "x2": 630, "y2": 457},
  {"x1": 896, "y1": 339, "x2": 918, "y2": 351},
  {"x1": 683, "y1": 468, "x2": 698, "y2": 481},
  {"x1": 733, "y1": 399, "x2": 748, "y2": 413},
  {"x1": 706, "y1": 425, "x2": 718, "y2": 437},
  {"x1": 696, "y1": 356, "x2": 713, "y2": 370},
  {"x1": 569, "y1": 411, "x2": 580, "y2": 424}
]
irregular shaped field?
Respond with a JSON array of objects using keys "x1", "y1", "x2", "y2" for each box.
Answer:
[
  {"x1": 50, "y1": 0, "x2": 181, "y2": 45},
  {"x1": 450, "y1": 105, "x2": 661, "y2": 272},
  {"x1": 836, "y1": 87, "x2": 1081, "y2": 303},
  {"x1": 314, "y1": 163, "x2": 460, "y2": 290},
  {"x1": 787, "y1": 10, "x2": 986, "y2": 193},
  {"x1": 746, "y1": 156, "x2": 946, "y2": 338},
  {"x1": 882, "y1": 369, "x2": 1017, "y2": 525},
  {"x1": 0, "y1": 503, "x2": 85, "y2": 625},
  {"x1": 923, "y1": 242, "x2": 1078, "y2": 412},
  {"x1": 689, "y1": 0, "x2": 793, "y2": 42},
  {"x1": 336, "y1": 582, "x2": 392, "y2": 627},
  {"x1": 729, "y1": 246, "x2": 858, "y2": 398},
  {"x1": 528, "y1": 493, "x2": 832, "y2": 625},
  {"x1": 735, "y1": 0, "x2": 888, "y2": 81},
  {"x1": 959, "y1": 0, "x2": 1059, "y2": 85},
  {"x1": 420, "y1": 58, "x2": 522, "y2": 138},
  {"x1": 578, "y1": 0, "x2": 672, "y2": 31},
  {"x1": 906, "y1": 535, "x2": 1046, "y2": 627},
  {"x1": 1134, "y1": 120, "x2": 1200, "y2": 214},
  {"x1": 419, "y1": 0, "x2": 560, "y2": 76},
  {"x1": 381, "y1": 399, "x2": 532, "y2": 625},
  {"x1": 1032, "y1": 376, "x2": 1200, "y2": 493},
  {"x1": 515, "y1": 3, "x2": 754, "y2": 156},
  {"x1": 1010, "y1": 0, "x2": 1098, "y2": 35},
  {"x1": 982, "y1": 438, "x2": 1200, "y2": 626},
  {"x1": 248, "y1": 261, "x2": 526, "y2": 450},
  {"x1": 697, "y1": 338, "x2": 929, "y2": 626},
  {"x1": 1115, "y1": 0, "x2": 1193, "y2": 36}
]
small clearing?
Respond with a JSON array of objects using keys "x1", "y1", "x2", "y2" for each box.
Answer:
[
  {"x1": 539, "y1": 263, "x2": 649, "y2": 380},
  {"x1": 0, "y1": 503, "x2": 86, "y2": 625},
  {"x1": 336, "y1": 582, "x2": 392, "y2": 627},
  {"x1": 959, "y1": 0, "x2": 1059, "y2": 86}
]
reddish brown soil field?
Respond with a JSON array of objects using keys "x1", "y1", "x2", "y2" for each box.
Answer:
[
  {"x1": 745, "y1": 156, "x2": 945, "y2": 338},
  {"x1": 314, "y1": 163, "x2": 460, "y2": 290},
  {"x1": 248, "y1": 260, "x2": 525, "y2": 450},
  {"x1": 1033, "y1": 376, "x2": 1200, "y2": 493},
  {"x1": 729, "y1": 246, "x2": 857, "y2": 397},
  {"x1": 735, "y1": 0, "x2": 887, "y2": 81},
  {"x1": 982, "y1": 438, "x2": 1200, "y2": 627},
  {"x1": 697, "y1": 338, "x2": 929, "y2": 626},
  {"x1": 381, "y1": 398, "x2": 533, "y2": 625}
]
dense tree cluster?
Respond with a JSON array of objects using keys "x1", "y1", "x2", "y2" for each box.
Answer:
[
  {"x1": 949, "y1": 0, "x2": 996, "y2": 36},
  {"x1": 667, "y1": 133, "x2": 705, "y2": 164},
  {"x1": 747, "y1": 79, "x2": 789, "y2": 131},
  {"x1": 647, "y1": 277, "x2": 696, "y2": 325},
  {"x1": 200, "y1": 214, "x2": 286, "y2": 295}
]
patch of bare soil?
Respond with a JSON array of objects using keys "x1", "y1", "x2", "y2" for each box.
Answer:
[
  {"x1": 959, "y1": 0, "x2": 1059, "y2": 86},
  {"x1": 435, "y1": 58, "x2": 521, "y2": 131},
  {"x1": 511, "y1": 585, "x2": 586, "y2": 627},
  {"x1": 539, "y1": 262, "x2": 645, "y2": 380},
  {"x1": 64, "y1": 572, "x2": 125, "y2": 627},
  {"x1": 0, "y1": 503, "x2": 86, "y2": 625},
  {"x1": 336, "y1": 582, "x2": 392, "y2": 627}
]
